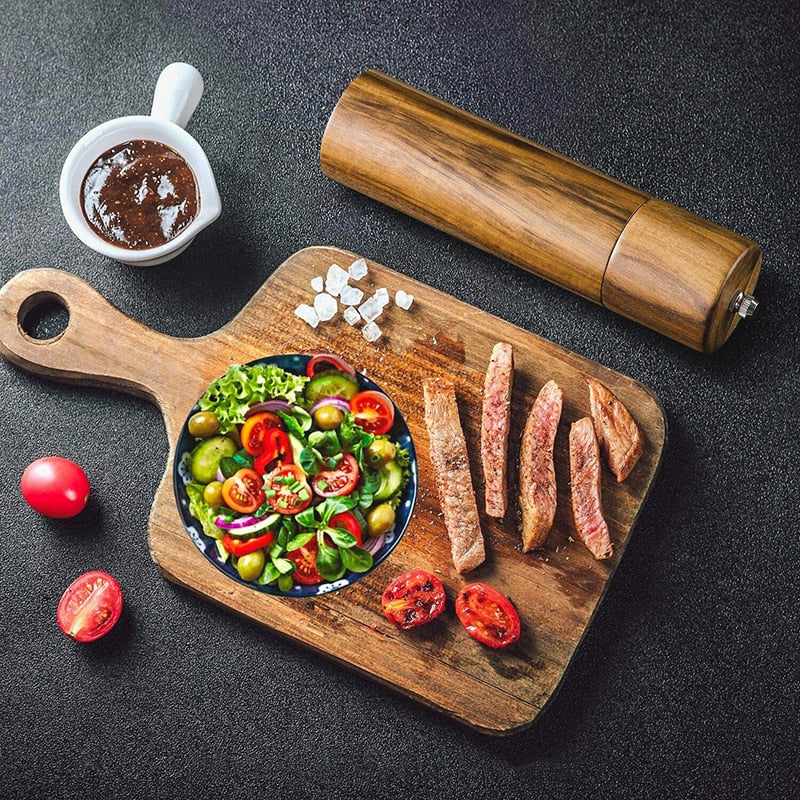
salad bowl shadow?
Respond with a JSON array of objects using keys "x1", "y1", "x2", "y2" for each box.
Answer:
[{"x1": 173, "y1": 354, "x2": 418, "y2": 598}]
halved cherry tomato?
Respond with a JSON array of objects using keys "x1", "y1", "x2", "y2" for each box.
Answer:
[
  {"x1": 286, "y1": 538, "x2": 322, "y2": 584},
  {"x1": 350, "y1": 391, "x2": 395, "y2": 435},
  {"x1": 329, "y1": 510, "x2": 363, "y2": 546},
  {"x1": 253, "y1": 428, "x2": 292, "y2": 474},
  {"x1": 382, "y1": 570, "x2": 446, "y2": 630},
  {"x1": 56, "y1": 570, "x2": 123, "y2": 642},
  {"x1": 455, "y1": 582, "x2": 521, "y2": 649},
  {"x1": 221, "y1": 468, "x2": 266, "y2": 514},
  {"x1": 264, "y1": 464, "x2": 313, "y2": 515},
  {"x1": 240, "y1": 412, "x2": 283, "y2": 455},
  {"x1": 306, "y1": 353, "x2": 356, "y2": 378},
  {"x1": 312, "y1": 453, "x2": 360, "y2": 497},
  {"x1": 221, "y1": 529, "x2": 275, "y2": 557}
]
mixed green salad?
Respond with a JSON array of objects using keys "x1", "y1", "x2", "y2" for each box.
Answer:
[{"x1": 179, "y1": 354, "x2": 411, "y2": 592}]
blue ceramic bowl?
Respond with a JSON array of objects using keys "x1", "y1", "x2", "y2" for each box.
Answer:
[{"x1": 173, "y1": 354, "x2": 417, "y2": 597}]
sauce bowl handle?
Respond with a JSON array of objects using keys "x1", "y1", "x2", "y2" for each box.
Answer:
[{"x1": 150, "y1": 62, "x2": 204, "y2": 129}]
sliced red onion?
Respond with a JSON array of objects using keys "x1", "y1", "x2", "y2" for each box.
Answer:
[
  {"x1": 216, "y1": 467, "x2": 225, "y2": 482},
  {"x1": 310, "y1": 396, "x2": 351, "y2": 415},
  {"x1": 245, "y1": 399, "x2": 293, "y2": 417},
  {"x1": 363, "y1": 533, "x2": 386, "y2": 556},
  {"x1": 215, "y1": 514, "x2": 259, "y2": 530}
]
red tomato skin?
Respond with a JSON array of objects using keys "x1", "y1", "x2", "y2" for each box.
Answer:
[
  {"x1": 240, "y1": 412, "x2": 283, "y2": 456},
  {"x1": 329, "y1": 511, "x2": 363, "y2": 546},
  {"x1": 350, "y1": 391, "x2": 395, "y2": 435},
  {"x1": 455, "y1": 583, "x2": 521, "y2": 649},
  {"x1": 264, "y1": 465, "x2": 313, "y2": 515},
  {"x1": 287, "y1": 540, "x2": 322, "y2": 584},
  {"x1": 21, "y1": 457, "x2": 90, "y2": 518},
  {"x1": 381, "y1": 570, "x2": 446, "y2": 630},
  {"x1": 221, "y1": 468, "x2": 266, "y2": 514},
  {"x1": 311, "y1": 453, "x2": 360, "y2": 497},
  {"x1": 57, "y1": 570, "x2": 123, "y2": 642}
]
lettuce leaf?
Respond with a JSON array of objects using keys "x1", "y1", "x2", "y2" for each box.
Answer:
[
  {"x1": 198, "y1": 363, "x2": 308, "y2": 433},
  {"x1": 186, "y1": 482, "x2": 224, "y2": 541}
]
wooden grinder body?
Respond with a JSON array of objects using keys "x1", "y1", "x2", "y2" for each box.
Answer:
[{"x1": 320, "y1": 70, "x2": 761, "y2": 353}]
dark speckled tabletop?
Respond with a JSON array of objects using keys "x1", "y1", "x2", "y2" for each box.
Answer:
[{"x1": 1, "y1": 1, "x2": 797, "y2": 798}]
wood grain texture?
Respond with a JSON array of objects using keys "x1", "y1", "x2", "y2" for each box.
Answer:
[
  {"x1": 321, "y1": 70, "x2": 762, "y2": 353},
  {"x1": 0, "y1": 247, "x2": 666, "y2": 734}
]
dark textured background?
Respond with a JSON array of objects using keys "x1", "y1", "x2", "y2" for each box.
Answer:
[{"x1": 1, "y1": 1, "x2": 797, "y2": 798}]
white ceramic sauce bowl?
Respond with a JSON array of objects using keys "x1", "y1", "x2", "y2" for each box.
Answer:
[{"x1": 60, "y1": 63, "x2": 222, "y2": 267}]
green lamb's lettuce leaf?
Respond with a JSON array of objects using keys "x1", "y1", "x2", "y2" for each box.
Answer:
[{"x1": 198, "y1": 364, "x2": 309, "y2": 433}]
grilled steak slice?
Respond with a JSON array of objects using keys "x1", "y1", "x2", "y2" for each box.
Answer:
[
  {"x1": 587, "y1": 378, "x2": 644, "y2": 482},
  {"x1": 518, "y1": 380, "x2": 562, "y2": 551},
  {"x1": 569, "y1": 416, "x2": 613, "y2": 560},
  {"x1": 423, "y1": 377, "x2": 485, "y2": 573},
  {"x1": 481, "y1": 342, "x2": 514, "y2": 518}
]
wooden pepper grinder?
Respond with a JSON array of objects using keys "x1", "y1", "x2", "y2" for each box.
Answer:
[{"x1": 320, "y1": 70, "x2": 762, "y2": 353}]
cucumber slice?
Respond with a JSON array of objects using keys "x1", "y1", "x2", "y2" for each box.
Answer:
[
  {"x1": 305, "y1": 371, "x2": 360, "y2": 404},
  {"x1": 374, "y1": 460, "x2": 403, "y2": 501},
  {"x1": 190, "y1": 435, "x2": 238, "y2": 484}
]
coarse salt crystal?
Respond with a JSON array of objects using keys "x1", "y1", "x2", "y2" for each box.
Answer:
[
  {"x1": 348, "y1": 258, "x2": 368, "y2": 280},
  {"x1": 374, "y1": 287, "x2": 390, "y2": 307},
  {"x1": 325, "y1": 263, "x2": 350, "y2": 297},
  {"x1": 343, "y1": 306, "x2": 360, "y2": 326},
  {"x1": 362, "y1": 320, "x2": 382, "y2": 342},
  {"x1": 339, "y1": 284, "x2": 364, "y2": 306},
  {"x1": 358, "y1": 295, "x2": 384, "y2": 323},
  {"x1": 294, "y1": 303, "x2": 319, "y2": 328},
  {"x1": 395, "y1": 290, "x2": 414, "y2": 310},
  {"x1": 310, "y1": 276, "x2": 324, "y2": 293},
  {"x1": 313, "y1": 292, "x2": 338, "y2": 321}
]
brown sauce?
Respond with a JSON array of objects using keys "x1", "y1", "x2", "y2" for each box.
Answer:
[{"x1": 81, "y1": 139, "x2": 198, "y2": 249}]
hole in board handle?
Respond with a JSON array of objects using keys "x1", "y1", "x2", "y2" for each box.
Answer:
[{"x1": 18, "y1": 292, "x2": 70, "y2": 342}]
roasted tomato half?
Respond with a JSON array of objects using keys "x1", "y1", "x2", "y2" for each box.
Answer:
[
  {"x1": 455, "y1": 582, "x2": 521, "y2": 649},
  {"x1": 240, "y1": 412, "x2": 284, "y2": 456},
  {"x1": 221, "y1": 468, "x2": 266, "y2": 514},
  {"x1": 312, "y1": 453, "x2": 360, "y2": 497},
  {"x1": 381, "y1": 570, "x2": 446, "y2": 630},
  {"x1": 56, "y1": 570, "x2": 123, "y2": 642},
  {"x1": 286, "y1": 538, "x2": 322, "y2": 585},
  {"x1": 264, "y1": 464, "x2": 313, "y2": 515},
  {"x1": 350, "y1": 391, "x2": 395, "y2": 435}
]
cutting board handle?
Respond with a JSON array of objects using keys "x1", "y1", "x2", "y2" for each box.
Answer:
[{"x1": 0, "y1": 268, "x2": 198, "y2": 438}]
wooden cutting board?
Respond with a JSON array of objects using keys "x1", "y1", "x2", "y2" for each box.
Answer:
[{"x1": 0, "y1": 246, "x2": 666, "y2": 735}]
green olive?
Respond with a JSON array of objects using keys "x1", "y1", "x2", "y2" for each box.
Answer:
[
  {"x1": 236, "y1": 550, "x2": 266, "y2": 582},
  {"x1": 188, "y1": 411, "x2": 220, "y2": 438},
  {"x1": 366, "y1": 503, "x2": 396, "y2": 537},
  {"x1": 313, "y1": 405, "x2": 344, "y2": 431},
  {"x1": 203, "y1": 480, "x2": 223, "y2": 508},
  {"x1": 365, "y1": 438, "x2": 396, "y2": 467}
]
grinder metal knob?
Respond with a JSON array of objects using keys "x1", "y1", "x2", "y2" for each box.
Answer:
[{"x1": 730, "y1": 292, "x2": 761, "y2": 319}]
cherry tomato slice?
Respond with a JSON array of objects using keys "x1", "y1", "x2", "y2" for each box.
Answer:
[
  {"x1": 329, "y1": 510, "x2": 363, "y2": 546},
  {"x1": 264, "y1": 465, "x2": 313, "y2": 515},
  {"x1": 350, "y1": 391, "x2": 395, "y2": 435},
  {"x1": 382, "y1": 570, "x2": 446, "y2": 630},
  {"x1": 221, "y1": 468, "x2": 266, "y2": 514},
  {"x1": 240, "y1": 412, "x2": 284, "y2": 456},
  {"x1": 312, "y1": 453, "x2": 360, "y2": 497},
  {"x1": 286, "y1": 538, "x2": 322, "y2": 584},
  {"x1": 56, "y1": 570, "x2": 123, "y2": 642},
  {"x1": 21, "y1": 457, "x2": 90, "y2": 519},
  {"x1": 455, "y1": 582, "x2": 521, "y2": 649},
  {"x1": 253, "y1": 428, "x2": 293, "y2": 474},
  {"x1": 306, "y1": 353, "x2": 356, "y2": 378}
]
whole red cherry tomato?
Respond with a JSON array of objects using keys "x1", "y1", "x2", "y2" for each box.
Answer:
[{"x1": 21, "y1": 457, "x2": 90, "y2": 518}]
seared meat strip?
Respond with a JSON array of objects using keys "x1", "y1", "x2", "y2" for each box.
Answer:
[
  {"x1": 587, "y1": 378, "x2": 644, "y2": 482},
  {"x1": 518, "y1": 380, "x2": 562, "y2": 551},
  {"x1": 569, "y1": 417, "x2": 613, "y2": 560},
  {"x1": 481, "y1": 342, "x2": 514, "y2": 518},
  {"x1": 423, "y1": 377, "x2": 485, "y2": 573}
]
